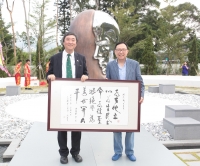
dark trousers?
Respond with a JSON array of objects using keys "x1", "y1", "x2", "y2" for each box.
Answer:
[{"x1": 58, "y1": 131, "x2": 81, "y2": 157}]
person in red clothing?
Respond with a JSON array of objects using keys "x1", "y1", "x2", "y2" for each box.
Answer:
[
  {"x1": 24, "y1": 59, "x2": 32, "y2": 90},
  {"x1": 14, "y1": 60, "x2": 22, "y2": 85},
  {"x1": 45, "y1": 59, "x2": 50, "y2": 73}
]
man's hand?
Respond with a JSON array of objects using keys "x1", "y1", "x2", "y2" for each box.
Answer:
[
  {"x1": 139, "y1": 97, "x2": 144, "y2": 104},
  {"x1": 48, "y1": 74, "x2": 56, "y2": 81},
  {"x1": 81, "y1": 75, "x2": 88, "y2": 82}
]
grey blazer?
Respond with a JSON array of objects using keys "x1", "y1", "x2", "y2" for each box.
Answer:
[{"x1": 106, "y1": 58, "x2": 144, "y2": 97}]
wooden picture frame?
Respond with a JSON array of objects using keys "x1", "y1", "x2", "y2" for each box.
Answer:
[{"x1": 47, "y1": 78, "x2": 141, "y2": 132}]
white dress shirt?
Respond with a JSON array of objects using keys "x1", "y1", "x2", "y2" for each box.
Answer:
[{"x1": 62, "y1": 50, "x2": 75, "y2": 78}]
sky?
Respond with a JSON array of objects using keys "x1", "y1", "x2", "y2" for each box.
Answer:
[
  {"x1": 0, "y1": 0, "x2": 200, "y2": 49},
  {"x1": 159, "y1": 0, "x2": 200, "y2": 8},
  {"x1": 0, "y1": 0, "x2": 56, "y2": 50},
  {"x1": 1, "y1": 0, "x2": 56, "y2": 33}
]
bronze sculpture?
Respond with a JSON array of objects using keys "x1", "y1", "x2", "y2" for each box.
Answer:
[{"x1": 69, "y1": 9, "x2": 120, "y2": 79}]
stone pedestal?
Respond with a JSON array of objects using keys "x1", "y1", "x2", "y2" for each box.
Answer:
[
  {"x1": 165, "y1": 105, "x2": 200, "y2": 121},
  {"x1": 148, "y1": 86, "x2": 159, "y2": 93},
  {"x1": 159, "y1": 84, "x2": 175, "y2": 94},
  {"x1": 6, "y1": 86, "x2": 21, "y2": 96},
  {"x1": 163, "y1": 117, "x2": 200, "y2": 140}
]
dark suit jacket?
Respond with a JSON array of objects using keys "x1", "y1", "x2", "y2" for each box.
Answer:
[
  {"x1": 46, "y1": 52, "x2": 88, "y2": 79},
  {"x1": 106, "y1": 58, "x2": 144, "y2": 97}
]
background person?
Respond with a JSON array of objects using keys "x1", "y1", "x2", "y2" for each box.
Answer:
[
  {"x1": 106, "y1": 42, "x2": 144, "y2": 162},
  {"x1": 45, "y1": 59, "x2": 50, "y2": 73},
  {"x1": 46, "y1": 32, "x2": 88, "y2": 164},
  {"x1": 14, "y1": 60, "x2": 22, "y2": 85},
  {"x1": 181, "y1": 62, "x2": 189, "y2": 76},
  {"x1": 24, "y1": 59, "x2": 32, "y2": 90}
]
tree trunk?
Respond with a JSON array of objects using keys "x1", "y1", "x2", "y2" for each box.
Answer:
[
  {"x1": 22, "y1": 0, "x2": 32, "y2": 64},
  {"x1": 56, "y1": 0, "x2": 59, "y2": 50},
  {"x1": 70, "y1": 0, "x2": 72, "y2": 24},
  {"x1": 95, "y1": 0, "x2": 99, "y2": 10},
  {"x1": 6, "y1": 0, "x2": 17, "y2": 64}
]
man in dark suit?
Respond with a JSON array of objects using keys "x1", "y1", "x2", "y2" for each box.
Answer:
[
  {"x1": 47, "y1": 32, "x2": 88, "y2": 164},
  {"x1": 106, "y1": 42, "x2": 144, "y2": 162}
]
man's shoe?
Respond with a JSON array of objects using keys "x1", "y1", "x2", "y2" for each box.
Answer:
[
  {"x1": 72, "y1": 154, "x2": 82, "y2": 163},
  {"x1": 112, "y1": 154, "x2": 122, "y2": 161},
  {"x1": 60, "y1": 156, "x2": 68, "y2": 164},
  {"x1": 25, "y1": 88, "x2": 27, "y2": 90},
  {"x1": 28, "y1": 88, "x2": 33, "y2": 90},
  {"x1": 127, "y1": 154, "x2": 136, "y2": 161}
]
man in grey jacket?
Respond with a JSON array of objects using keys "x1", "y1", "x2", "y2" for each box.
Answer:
[{"x1": 106, "y1": 42, "x2": 144, "y2": 162}]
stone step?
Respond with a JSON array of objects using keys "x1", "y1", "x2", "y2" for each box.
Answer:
[
  {"x1": 165, "y1": 105, "x2": 200, "y2": 121},
  {"x1": 163, "y1": 117, "x2": 200, "y2": 140},
  {"x1": 6, "y1": 86, "x2": 21, "y2": 96},
  {"x1": 148, "y1": 86, "x2": 159, "y2": 93},
  {"x1": 159, "y1": 84, "x2": 175, "y2": 94},
  {"x1": 2, "y1": 139, "x2": 21, "y2": 159}
]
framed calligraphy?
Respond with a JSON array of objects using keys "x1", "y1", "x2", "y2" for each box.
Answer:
[{"x1": 47, "y1": 78, "x2": 141, "y2": 132}]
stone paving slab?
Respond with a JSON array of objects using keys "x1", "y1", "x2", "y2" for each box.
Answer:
[
  {"x1": 3, "y1": 139, "x2": 21, "y2": 158},
  {"x1": 170, "y1": 149, "x2": 200, "y2": 153},
  {"x1": 173, "y1": 151, "x2": 200, "y2": 166},
  {"x1": 0, "y1": 164, "x2": 8, "y2": 166},
  {"x1": 176, "y1": 154, "x2": 198, "y2": 160},
  {"x1": 186, "y1": 161, "x2": 200, "y2": 166},
  {"x1": 9, "y1": 122, "x2": 185, "y2": 166}
]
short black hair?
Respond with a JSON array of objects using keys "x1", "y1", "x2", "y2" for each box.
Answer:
[
  {"x1": 62, "y1": 32, "x2": 78, "y2": 42},
  {"x1": 18, "y1": 60, "x2": 22, "y2": 63},
  {"x1": 114, "y1": 42, "x2": 128, "y2": 49},
  {"x1": 26, "y1": 59, "x2": 30, "y2": 62}
]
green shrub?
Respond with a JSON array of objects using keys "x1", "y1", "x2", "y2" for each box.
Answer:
[{"x1": 0, "y1": 69, "x2": 7, "y2": 77}]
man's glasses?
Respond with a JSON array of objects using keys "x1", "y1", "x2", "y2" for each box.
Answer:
[{"x1": 115, "y1": 49, "x2": 127, "y2": 52}]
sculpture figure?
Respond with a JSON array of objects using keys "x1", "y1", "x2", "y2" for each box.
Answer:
[{"x1": 69, "y1": 10, "x2": 120, "y2": 79}]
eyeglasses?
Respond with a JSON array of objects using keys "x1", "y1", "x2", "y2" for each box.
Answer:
[{"x1": 115, "y1": 49, "x2": 128, "y2": 52}]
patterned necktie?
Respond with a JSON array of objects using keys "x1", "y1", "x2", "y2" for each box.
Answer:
[{"x1": 66, "y1": 54, "x2": 72, "y2": 78}]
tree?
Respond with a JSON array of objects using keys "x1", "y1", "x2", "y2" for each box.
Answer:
[
  {"x1": 57, "y1": 0, "x2": 71, "y2": 35},
  {"x1": 57, "y1": 0, "x2": 91, "y2": 36},
  {"x1": 112, "y1": 4, "x2": 141, "y2": 42},
  {"x1": 94, "y1": 0, "x2": 120, "y2": 13},
  {"x1": 22, "y1": 0, "x2": 32, "y2": 64},
  {"x1": 16, "y1": 31, "x2": 35, "y2": 51},
  {"x1": 5, "y1": 0, "x2": 17, "y2": 64},
  {"x1": 55, "y1": 0, "x2": 59, "y2": 49},
  {"x1": 188, "y1": 34, "x2": 198, "y2": 76},
  {"x1": 141, "y1": 35, "x2": 157, "y2": 74},
  {"x1": 0, "y1": 2, "x2": 14, "y2": 66},
  {"x1": 112, "y1": 0, "x2": 160, "y2": 62},
  {"x1": 197, "y1": 39, "x2": 200, "y2": 63},
  {"x1": 28, "y1": 0, "x2": 56, "y2": 80},
  {"x1": 111, "y1": 0, "x2": 160, "y2": 63},
  {"x1": 176, "y1": 2, "x2": 200, "y2": 34},
  {"x1": 157, "y1": 3, "x2": 192, "y2": 74}
]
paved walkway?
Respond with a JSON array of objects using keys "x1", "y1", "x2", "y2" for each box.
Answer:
[
  {"x1": 8, "y1": 122, "x2": 186, "y2": 166},
  {"x1": 172, "y1": 149, "x2": 200, "y2": 166}
]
